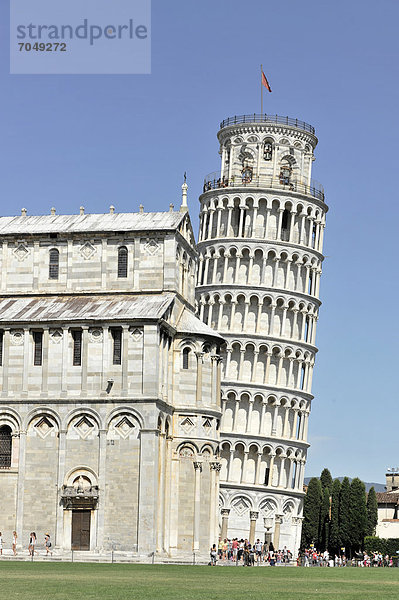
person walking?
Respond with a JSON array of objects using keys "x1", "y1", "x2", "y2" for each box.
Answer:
[
  {"x1": 12, "y1": 531, "x2": 17, "y2": 556},
  {"x1": 210, "y1": 544, "x2": 217, "y2": 566},
  {"x1": 44, "y1": 533, "x2": 52, "y2": 556}
]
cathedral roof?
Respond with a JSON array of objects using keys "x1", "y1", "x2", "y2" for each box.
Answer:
[
  {"x1": 0, "y1": 211, "x2": 186, "y2": 236},
  {"x1": 0, "y1": 293, "x2": 175, "y2": 322},
  {"x1": 176, "y1": 307, "x2": 224, "y2": 341}
]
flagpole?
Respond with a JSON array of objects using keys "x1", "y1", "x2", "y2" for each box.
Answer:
[{"x1": 260, "y1": 64, "x2": 263, "y2": 116}]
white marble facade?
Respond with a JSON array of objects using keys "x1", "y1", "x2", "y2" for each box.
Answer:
[
  {"x1": 0, "y1": 208, "x2": 222, "y2": 557},
  {"x1": 196, "y1": 114, "x2": 328, "y2": 553}
]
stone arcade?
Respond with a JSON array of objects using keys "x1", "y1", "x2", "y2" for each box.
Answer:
[{"x1": 0, "y1": 112, "x2": 327, "y2": 557}]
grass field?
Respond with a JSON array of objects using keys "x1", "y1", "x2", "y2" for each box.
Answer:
[{"x1": 1, "y1": 562, "x2": 399, "y2": 600}]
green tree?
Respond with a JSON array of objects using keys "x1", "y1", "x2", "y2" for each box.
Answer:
[
  {"x1": 349, "y1": 478, "x2": 367, "y2": 553},
  {"x1": 320, "y1": 468, "x2": 333, "y2": 493},
  {"x1": 339, "y1": 477, "x2": 351, "y2": 553},
  {"x1": 329, "y1": 478, "x2": 341, "y2": 553},
  {"x1": 301, "y1": 477, "x2": 322, "y2": 548},
  {"x1": 319, "y1": 486, "x2": 331, "y2": 550},
  {"x1": 366, "y1": 486, "x2": 378, "y2": 536}
]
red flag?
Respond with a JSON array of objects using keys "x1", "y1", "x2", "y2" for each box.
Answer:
[{"x1": 262, "y1": 70, "x2": 272, "y2": 92}]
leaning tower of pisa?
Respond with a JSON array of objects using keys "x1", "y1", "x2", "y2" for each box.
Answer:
[{"x1": 196, "y1": 113, "x2": 328, "y2": 554}]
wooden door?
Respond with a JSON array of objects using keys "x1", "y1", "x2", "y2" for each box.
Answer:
[{"x1": 71, "y1": 510, "x2": 91, "y2": 550}]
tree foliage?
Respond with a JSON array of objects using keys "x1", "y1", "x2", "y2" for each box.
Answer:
[
  {"x1": 366, "y1": 487, "x2": 378, "y2": 537},
  {"x1": 320, "y1": 468, "x2": 333, "y2": 493},
  {"x1": 301, "y1": 477, "x2": 322, "y2": 548},
  {"x1": 339, "y1": 476, "x2": 351, "y2": 552},
  {"x1": 329, "y1": 478, "x2": 341, "y2": 553},
  {"x1": 349, "y1": 478, "x2": 368, "y2": 552}
]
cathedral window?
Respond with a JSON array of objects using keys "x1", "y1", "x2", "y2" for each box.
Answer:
[
  {"x1": 111, "y1": 327, "x2": 122, "y2": 365},
  {"x1": 118, "y1": 246, "x2": 128, "y2": 278},
  {"x1": 72, "y1": 330, "x2": 82, "y2": 366},
  {"x1": 33, "y1": 331, "x2": 43, "y2": 366},
  {"x1": 182, "y1": 347, "x2": 190, "y2": 370},
  {"x1": 264, "y1": 467, "x2": 270, "y2": 485},
  {"x1": 49, "y1": 248, "x2": 59, "y2": 280},
  {"x1": 0, "y1": 425, "x2": 12, "y2": 468}
]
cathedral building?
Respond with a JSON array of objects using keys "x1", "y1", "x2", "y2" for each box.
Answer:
[
  {"x1": 0, "y1": 204, "x2": 222, "y2": 555},
  {"x1": 0, "y1": 111, "x2": 327, "y2": 557},
  {"x1": 196, "y1": 114, "x2": 327, "y2": 551}
]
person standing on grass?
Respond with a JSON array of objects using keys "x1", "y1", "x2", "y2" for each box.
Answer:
[
  {"x1": 210, "y1": 544, "x2": 217, "y2": 566},
  {"x1": 31, "y1": 532, "x2": 36, "y2": 556},
  {"x1": 45, "y1": 533, "x2": 52, "y2": 556},
  {"x1": 0, "y1": 532, "x2": 3, "y2": 555},
  {"x1": 28, "y1": 532, "x2": 33, "y2": 556},
  {"x1": 12, "y1": 531, "x2": 17, "y2": 556}
]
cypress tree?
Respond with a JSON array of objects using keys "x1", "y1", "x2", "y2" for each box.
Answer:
[
  {"x1": 320, "y1": 468, "x2": 333, "y2": 493},
  {"x1": 301, "y1": 477, "x2": 322, "y2": 548},
  {"x1": 349, "y1": 478, "x2": 367, "y2": 553},
  {"x1": 320, "y1": 486, "x2": 330, "y2": 550},
  {"x1": 366, "y1": 486, "x2": 378, "y2": 536},
  {"x1": 329, "y1": 478, "x2": 341, "y2": 553},
  {"x1": 339, "y1": 476, "x2": 351, "y2": 554}
]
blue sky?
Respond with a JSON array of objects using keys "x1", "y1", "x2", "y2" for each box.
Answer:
[{"x1": 1, "y1": 0, "x2": 398, "y2": 483}]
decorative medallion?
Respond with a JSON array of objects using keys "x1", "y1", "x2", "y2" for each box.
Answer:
[
  {"x1": 89, "y1": 328, "x2": 103, "y2": 343},
  {"x1": 179, "y1": 446, "x2": 194, "y2": 459},
  {"x1": 79, "y1": 241, "x2": 96, "y2": 260},
  {"x1": 10, "y1": 330, "x2": 24, "y2": 345},
  {"x1": 13, "y1": 243, "x2": 30, "y2": 262}
]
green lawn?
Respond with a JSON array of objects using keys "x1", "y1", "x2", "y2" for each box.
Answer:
[{"x1": 1, "y1": 562, "x2": 398, "y2": 600}]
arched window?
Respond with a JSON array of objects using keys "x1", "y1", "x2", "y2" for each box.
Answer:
[
  {"x1": 0, "y1": 425, "x2": 12, "y2": 468},
  {"x1": 118, "y1": 246, "x2": 128, "y2": 278},
  {"x1": 49, "y1": 248, "x2": 59, "y2": 280},
  {"x1": 182, "y1": 347, "x2": 190, "y2": 370},
  {"x1": 263, "y1": 141, "x2": 273, "y2": 161}
]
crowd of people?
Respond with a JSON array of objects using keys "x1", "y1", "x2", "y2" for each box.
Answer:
[
  {"x1": 299, "y1": 548, "x2": 397, "y2": 568},
  {"x1": 0, "y1": 531, "x2": 52, "y2": 556},
  {"x1": 210, "y1": 539, "x2": 293, "y2": 566}
]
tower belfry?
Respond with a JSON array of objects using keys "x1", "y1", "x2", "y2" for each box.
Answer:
[{"x1": 196, "y1": 113, "x2": 328, "y2": 552}]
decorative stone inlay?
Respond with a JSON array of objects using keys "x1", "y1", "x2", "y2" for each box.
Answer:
[
  {"x1": 144, "y1": 239, "x2": 160, "y2": 256},
  {"x1": 74, "y1": 416, "x2": 94, "y2": 439},
  {"x1": 49, "y1": 328, "x2": 63, "y2": 344},
  {"x1": 34, "y1": 416, "x2": 54, "y2": 439},
  {"x1": 13, "y1": 243, "x2": 30, "y2": 261},
  {"x1": 202, "y1": 417, "x2": 212, "y2": 429},
  {"x1": 114, "y1": 416, "x2": 136, "y2": 439},
  {"x1": 179, "y1": 446, "x2": 194, "y2": 459},
  {"x1": 10, "y1": 330, "x2": 24, "y2": 345},
  {"x1": 79, "y1": 241, "x2": 96, "y2": 260},
  {"x1": 129, "y1": 327, "x2": 143, "y2": 341},
  {"x1": 89, "y1": 328, "x2": 103, "y2": 343},
  {"x1": 231, "y1": 497, "x2": 250, "y2": 516},
  {"x1": 180, "y1": 416, "x2": 195, "y2": 434}
]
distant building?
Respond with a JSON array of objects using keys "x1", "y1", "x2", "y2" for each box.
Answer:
[{"x1": 376, "y1": 469, "x2": 399, "y2": 539}]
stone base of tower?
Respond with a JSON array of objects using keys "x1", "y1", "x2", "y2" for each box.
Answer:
[{"x1": 219, "y1": 485, "x2": 303, "y2": 556}]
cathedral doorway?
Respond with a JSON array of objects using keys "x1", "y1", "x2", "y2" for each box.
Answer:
[{"x1": 71, "y1": 510, "x2": 91, "y2": 550}]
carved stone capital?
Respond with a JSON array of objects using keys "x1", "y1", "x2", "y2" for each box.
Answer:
[
  {"x1": 250, "y1": 511, "x2": 259, "y2": 521},
  {"x1": 221, "y1": 508, "x2": 230, "y2": 517}
]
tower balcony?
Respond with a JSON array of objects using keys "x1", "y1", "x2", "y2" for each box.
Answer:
[
  {"x1": 219, "y1": 113, "x2": 316, "y2": 135},
  {"x1": 202, "y1": 171, "x2": 325, "y2": 203}
]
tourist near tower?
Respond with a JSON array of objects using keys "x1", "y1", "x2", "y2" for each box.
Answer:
[{"x1": 196, "y1": 108, "x2": 328, "y2": 554}]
